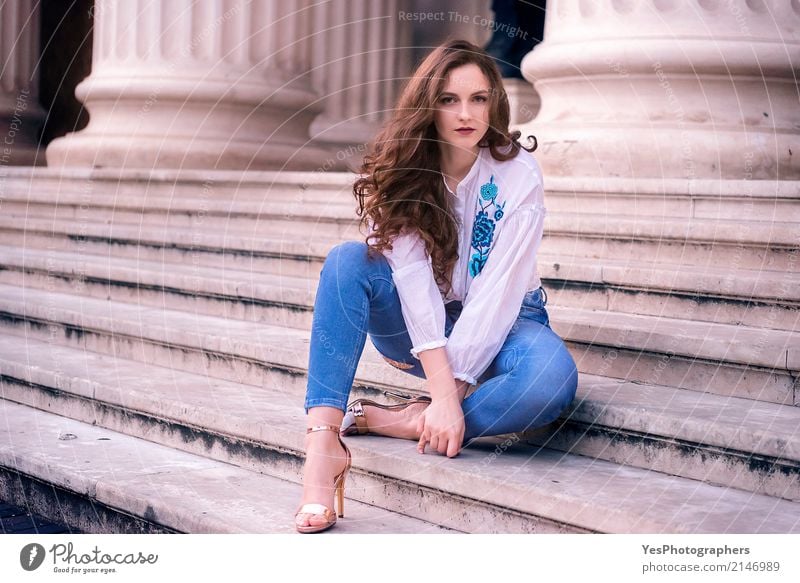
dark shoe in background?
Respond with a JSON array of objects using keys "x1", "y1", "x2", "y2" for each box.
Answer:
[{"x1": 484, "y1": 0, "x2": 546, "y2": 79}]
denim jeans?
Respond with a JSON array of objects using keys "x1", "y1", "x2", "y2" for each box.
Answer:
[{"x1": 304, "y1": 241, "x2": 579, "y2": 444}]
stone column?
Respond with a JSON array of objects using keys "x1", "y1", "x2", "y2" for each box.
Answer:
[
  {"x1": 1, "y1": 0, "x2": 45, "y2": 167},
  {"x1": 47, "y1": 0, "x2": 340, "y2": 171},
  {"x1": 309, "y1": 0, "x2": 412, "y2": 159},
  {"x1": 518, "y1": 0, "x2": 800, "y2": 180}
]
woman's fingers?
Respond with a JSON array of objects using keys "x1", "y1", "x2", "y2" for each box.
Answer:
[
  {"x1": 437, "y1": 437, "x2": 450, "y2": 455},
  {"x1": 418, "y1": 425, "x2": 463, "y2": 457},
  {"x1": 446, "y1": 435, "x2": 461, "y2": 458}
]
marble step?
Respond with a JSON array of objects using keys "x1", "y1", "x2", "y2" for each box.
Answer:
[
  {"x1": 543, "y1": 213, "x2": 799, "y2": 271},
  {"x1": 5, "y1": 167, "x2": 798, "y2": 223},
  {"x1": 541, "y1": 257, "x2": 800, "y2": 332},
  {"x1": 0, "y1": 244, "x2": 318, "y2": 330},
  {"x1": 524, "y1": 373, "x2": 800, "y2": 501},
  {"x1": 0, "y1": 399, "x2": 449, "y2": 534},
  {"x1": 0, "y1": 265, "x2": 796, "y2": 405},
  {"x1": 0, "y1": 167, "x2": 356, "y2": 206},
  {"x1": 2, "y1": 244, "x2": 798, "y2": 333},
  {"x1": 1, "y1": 202, "x2": 361, "y2": 240},
  {"x1": 0, "y1": 214, "x2": 333, "y2": 278},
  {"x1": 0, "y1": 290, "x2": 798, "y2": 499},
  {"x1": 1, "y1": 338, "x2": 798, "y2": 532},
  {"x1": 2, "y1": 206, "x2": 797, "y2": 277}
]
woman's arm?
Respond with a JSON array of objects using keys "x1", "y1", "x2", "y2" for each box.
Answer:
[
  {"x1": 372, "y1": 224, "x2": 470, "y2": 456},
  {"x1": 371, "y1": 224, "x2": 449, "y2": 359},
  {"x1": 447, "y1": 195, "x2": 547, "y2": 384},
  {"x1": 417, "y1": 346, "x2": 459, "y2": 402},
  {"x1": 416, "y1": 346, "x2": 467, "y2": 457}
]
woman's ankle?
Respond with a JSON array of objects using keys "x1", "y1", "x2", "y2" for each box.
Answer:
[{"x1": 306, "y1": 405, "x2": 345, "y2": 430}]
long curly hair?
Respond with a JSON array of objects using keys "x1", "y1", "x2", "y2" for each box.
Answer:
[{"x1": 353, "y1": 38, "x2": 537, "y2": 298}]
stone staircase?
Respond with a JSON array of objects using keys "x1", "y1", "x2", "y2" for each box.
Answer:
[{"x1": 0, "y1": 167, "x2": 798, "y2": 533}]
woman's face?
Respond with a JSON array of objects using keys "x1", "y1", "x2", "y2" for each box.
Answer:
[{"x1": 433, "y1": 63, "x2": 492, "y2": 155}]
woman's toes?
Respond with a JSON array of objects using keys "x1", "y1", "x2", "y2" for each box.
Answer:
[
  {"x1": 308, "y1": 514, "x2": 329, "y2": 527},
  {"x1": 296, "y1": 510, "x2": 328, "y2": 529}
]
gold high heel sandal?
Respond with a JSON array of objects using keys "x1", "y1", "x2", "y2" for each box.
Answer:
[
  {"x1": 294, "y1": 423, "x2": 352, "y2": 534},
  {"x1": 341, "y1": 390, "x2": 432, "y2": 436}
]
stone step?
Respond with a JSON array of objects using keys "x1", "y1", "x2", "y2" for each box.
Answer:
[
  {"x1": 539, "y1": 182, "x2": 800, "y2": 223},
  {"x1": 560, "y1": 307, "x2": 797, "y2": 404},
  {"x1": 0, "y1": 281, "x2": 795, "y2": 406},
  {"x1": 543, "y1": 213, "x2": 799, "y2": 271},
  {"x1": 1, "y1": 337, "x2": 797, "y2": 532},
  {"x1": 0, "y1": 280, "x2": 422, "y2": 394},
  {"x1": 0, "y1": 167, "x2": 356, "y2": 205},
  {"x1": 0, "y1": 244, "x2": 317, "y2": 329},
  {"x1": 2, "y1": 205, "x2": 797, "y2": 279},
  {"x1": 540, "y1": 257, "x2": 800, "y2": 332},
  {"x1": 0, "y1": 285, "x2": 797, "y2": 490},
  {"x1": 0, "y1": 214, "x2": 334, "y2": 278},
  {"x1": 0, "y1": 500, "x2": 78, "y2": 534},
  {"x1": 3, "y1": 210, "x2": 799, "y2": 329},
  {"x1": 5, "y1": 167, "x2": 798, "y2": 223},
  {"x1": 2, "y1": 199, "x2": 361, "y2": 240},
  {"x1": 3, "y1": 245, "x2": 798, "y2": 335},
  {"x1": 525, "y1": 373, "x2": 800, "y2": 501},
  {"x1": 2, "y1": 333, "x2": 797, "y2": 501},
  {"x1": 0, "y1": 399, "x2": 449, "y2": 534}
]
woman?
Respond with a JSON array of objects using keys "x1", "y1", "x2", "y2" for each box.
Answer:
[{"x1": 295, "y1": 39, "x2": 578, "y2": 534}]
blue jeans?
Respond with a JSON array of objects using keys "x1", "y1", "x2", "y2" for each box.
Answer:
[{"x1": 304, "y1": 241, "x2": 579, "y2": 444}]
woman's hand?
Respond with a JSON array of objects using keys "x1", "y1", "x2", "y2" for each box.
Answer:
[
  {"x1": 414, "y1": 347, "x2": 468, "y2": 456},
  {"x1": 416, "y1": 397, "x2": 465, "y2": 457}
]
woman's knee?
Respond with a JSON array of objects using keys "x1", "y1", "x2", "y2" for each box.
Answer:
[
  {"x1": 324, "y1": 240, "x2": 367, "y2": 267},
  {"x1": 542, "y1": 342, "x2": 578, "y2": 402},
  {"x1": 322, "y1": 241, "x2": 384, "y2": 280},
  {"x1": 515, "y1": 341, "x2": 578, "y2": 420}
]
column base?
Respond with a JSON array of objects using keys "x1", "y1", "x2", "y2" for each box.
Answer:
[
  {"x1": 514, "y1": 121, "x2": 798, "y2": 181},
  {"x1": 46, "y1": 134, "x2": 344, "y2": 172},
  {"x1": 45, "y1": 73, "x2": 346, "y2": 172}
]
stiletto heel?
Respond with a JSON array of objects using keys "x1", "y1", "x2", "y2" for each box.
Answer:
[
  {"x1": 295, "y1": 423, "x2": 352, "y2": 534},
  {"x1": 335, "y1": 481, "x2": 344, "y2": 518},
  {"x1": 340, "y1": 395, "x2": 432, "y2": 436}
]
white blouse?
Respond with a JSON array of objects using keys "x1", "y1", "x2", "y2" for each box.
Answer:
[{"x1": 365, "y1": 144, "x2": 547, "y2": 385}]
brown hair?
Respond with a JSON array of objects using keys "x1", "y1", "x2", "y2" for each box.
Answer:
[{"x1": 353, "y1": 38, "x2": 537, "y2": 298}]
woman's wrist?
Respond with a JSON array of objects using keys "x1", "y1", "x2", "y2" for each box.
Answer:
[
  {"x1": 427, "y1": 378, "x2": 461, "y2": 403},
  {"x1": 416, "y1": 346, "x2": 468, "y2": 403}
]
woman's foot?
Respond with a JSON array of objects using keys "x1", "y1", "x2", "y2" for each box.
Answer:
[
  {"x1": 353, "y1": 400, "x2": 430, "y2": 440},
  {"x1": 295, "y1": 421, "x2": 349, "y2": 532}
]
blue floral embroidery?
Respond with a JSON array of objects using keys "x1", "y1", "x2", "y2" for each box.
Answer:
[
  {"x1": 480, "y1": 180, "x2": 498, "y2": 201},
  {"x1": 468, "y1": 175, "x2": 506, "y2": 277},
  {"x1": 471, "y1": 211, "x2": 495, "y2": 248}
]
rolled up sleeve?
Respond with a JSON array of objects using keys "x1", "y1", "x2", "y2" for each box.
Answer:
[{"x1": 372, "y1": 225, "x2": 447, "y2": 359}]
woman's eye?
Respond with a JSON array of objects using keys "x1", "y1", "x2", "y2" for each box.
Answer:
[
  {"x1": 441, "y1": 96, "x2": 455, "y2": 104},
  {"x1": 475, "y1": 95, "x2": 488, "y2": 102}
]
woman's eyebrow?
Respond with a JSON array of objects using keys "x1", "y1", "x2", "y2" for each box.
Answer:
[{"x1": 440, "y1": 89, "x2": 491, "y2": 96}]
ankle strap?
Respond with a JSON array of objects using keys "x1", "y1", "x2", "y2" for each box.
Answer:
[{"x1": 306, "y1": 424, "x2": 340, "y2": 434}]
